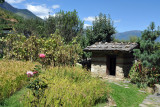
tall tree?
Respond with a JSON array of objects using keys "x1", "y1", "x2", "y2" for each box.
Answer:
[
  {"x1": 55, "y1": 10, "x2": 84, "y2": 42},
  {"x1": 92, "y1": 13, "x2": 116, "y2": 42},
  {"x1": 86, "y1": 26, "x2": 94, "y2": 45},
  {"x1": 45, "y1": 16, "x2": 56, "y2": 36}
]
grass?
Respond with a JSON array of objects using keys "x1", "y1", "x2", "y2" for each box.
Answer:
[
  {"x1": 108, "y1": 81, "x2": 148, "y2": 107},
  {"x1": 22, "y1": 66, "x2": 110, "y2": 107},
  {"x1": 0, "y1": 66, "x2": 110, "y2": 107},
  {"x1": 0, "y1": 59, "x2": 39, "y2": 102},
  {"x1": 0, "y1": 88, "x2": 28, "y2": 107},
  {"x1": 1, "y1": 79, "x2": 149, "y2": 107}
]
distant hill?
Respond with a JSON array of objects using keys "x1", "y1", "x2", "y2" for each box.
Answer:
[
  {"x1": 114, "y1": 30, "x2": 160, "y2": 42},
  {"x1": 0, "y1": 2, "x2": 39, "y2": 19},
  {"x1": 114, "y1": 30, "x2": 142, "y2": 40}
]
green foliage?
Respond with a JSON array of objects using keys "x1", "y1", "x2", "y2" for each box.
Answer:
[
  {"x1": 129, "y1": 36, "x2": 138, "y2": 42},
  {"x1": 2, "y1": 31, "x2": 82, "y2": 66},
  {"x1": 130, "y1": 22, "x2": 160, "y2": 87},
  {"x1": 23, "y1": 67, "x2": 110, "y2": 107},
  {"x1": 93, "y1": 13, "x2": 116, "y2": 42},
  {"x1": 14, "y1": 18, "x2": 45, "y2": 37},
  {"x1": 129, "y1": 62, "x2": 148, "y2": 88},
  {"x1": 53, "y1": 10, "x2": 84, "y2": 42}
]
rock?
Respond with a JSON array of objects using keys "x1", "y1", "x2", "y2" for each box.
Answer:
[
  {"x1": 154, "y1": 84, "x2": 160, "y2": 96},
  {"x1": 139, "y1": 104, "x2": 148, "y2": 107},
  {"x1": 146, "y1": 87, "x2": 154, "y2": 94},
  {"x1": 123, "y1": 80, "x2": 130, "y2": 83},
  {"x1": 124, "y1": 84, "x2": 128, "y2": 87},
  {"x1": 138, "y1": 90, "x2": 146, "y2": 93},
  {"x1": 106, "y1": 96, "x2": 117, "y2": 107}
]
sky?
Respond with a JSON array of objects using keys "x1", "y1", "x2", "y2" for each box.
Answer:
[{"x1": 5, "y1": 0, "x2": 160, "y2": 33}]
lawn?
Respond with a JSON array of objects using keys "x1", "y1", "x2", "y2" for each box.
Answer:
[
  {"x1": 0, "y1": 88, "x2": 28, "y2": 107},
  {"x1": 108, "y1": 81, "x2": 148, "y2": 107}
]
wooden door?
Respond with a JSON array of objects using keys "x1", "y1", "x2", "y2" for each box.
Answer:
[{"x1": 106, "y1": 55, "x2": 116, "y2": 76}]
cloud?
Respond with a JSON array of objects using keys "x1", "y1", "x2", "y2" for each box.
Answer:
[
  {"x1": 84, "y1": 24, "x2": 91, "y2": 28},
  {"x1": 26, "y1": 4, "x2": 51, "y2": 19},
  {"x1": 83, "y1": 16, "x2": 95, "y2": 22},
  {"x1": 6, "y1": 0, "x2": 25, "y2": 4},
  {"x1": 52, "y1": 5, "x2": 60, "y2": 9},
  {"x1": 114, "y1": 20, "x2": 121, "y2": 23}
]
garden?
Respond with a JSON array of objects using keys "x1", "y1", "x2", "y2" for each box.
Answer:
[
  {"x1": 0, "y1": 58, "x2": 149, "y2": 107},
  {"x1": 0, "y1": 6, "x2": 160, "y2": 106}
]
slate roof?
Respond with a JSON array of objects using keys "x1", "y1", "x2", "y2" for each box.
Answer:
[{"x1": 84, "y1": 42, "x2": 138, "y2": 52}]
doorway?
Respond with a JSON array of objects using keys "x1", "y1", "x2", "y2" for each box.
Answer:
[{"x1": 106, "y1": 56, "x2": 116, "y2": 76}]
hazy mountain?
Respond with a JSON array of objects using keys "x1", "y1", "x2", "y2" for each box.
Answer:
[
  {"x1": 114, "y1": 30, "x2": 160, "y2": 42},
  {"x1": 114, "y1": 30, "x2": 142, "y2": 40},
  {"x1": 0, "y1": 2, "x2": 39, "y2": 19}
]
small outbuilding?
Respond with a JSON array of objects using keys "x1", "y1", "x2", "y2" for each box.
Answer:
[{"x1": 84, "y1": 42, "x2": 138, "y2": 78}]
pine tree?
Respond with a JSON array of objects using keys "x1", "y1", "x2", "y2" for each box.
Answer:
[
  {"x1": 133, "y1": 22, "x2": 160, "y2": 86},
  {"x1": 134, "y1": 22, "x2": 160, "y2": 68}
]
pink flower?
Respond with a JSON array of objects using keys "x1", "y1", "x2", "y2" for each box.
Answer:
[
  {"x1": 39, "y1": 54, "x2": 45, "y2": 58},
  {"x1": 26, "y1": 71, "x2": 34, "y2": 77},
  {"x1": 33, "y1": 71, "x2": 38, "y2": 74}
]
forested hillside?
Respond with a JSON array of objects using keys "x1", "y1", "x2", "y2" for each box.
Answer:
[
  {"x1": 0, "y1": 2, "x2": 39, "y2": 19},
  {"x1": 0, "y1": 7, "x2": 22, "y2": 29}
]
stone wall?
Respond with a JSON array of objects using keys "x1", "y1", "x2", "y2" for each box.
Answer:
[
  {"x1": 91, "y1": 52, "x2": 106, "y2": 77},
  {"x1": 116, "y1": 57, "x2": 124, "y2": 78},
  {"x1": 116, "y1": 56, "x2": 134, "y2": 78},
  {"x1": 91, "y1": 52, "x2": 134, "y2": 78}
]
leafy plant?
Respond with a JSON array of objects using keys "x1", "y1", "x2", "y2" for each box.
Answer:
[
  {"x1": 2, "y1": 31, "x2": 82, "y2": 66},
  {"x1": 23, "y1": 66, "x2": 110, "y2": 107}
]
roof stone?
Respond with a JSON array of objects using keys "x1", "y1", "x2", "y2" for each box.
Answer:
[{"x1": 84, "y1": 42, "x2": 138, "y2": 52}]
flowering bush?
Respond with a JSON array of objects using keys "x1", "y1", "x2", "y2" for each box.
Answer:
[{"x1": 129, "y1": 61, "x2": 160, "y2": 88}]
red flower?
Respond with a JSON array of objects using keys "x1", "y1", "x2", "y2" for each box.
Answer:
[
  {"x1": 33, "y1": 71, "x2": 38, "y2": 74},
  {"x1": 39, "y1": 54, "x2": 45, "y2": 58}
]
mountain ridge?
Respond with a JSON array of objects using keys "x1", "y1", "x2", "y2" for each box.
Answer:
[
  {"x1": 114, "y1": 30, "x2": 160, "y2": 42},
  {"x1": 0, "y1": 2, "x2": 39, "y2": 19},
  {"x1": 114, "y1": 30, "x2": 142, "y2": 40}
]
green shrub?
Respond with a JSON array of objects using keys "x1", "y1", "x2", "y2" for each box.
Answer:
[
  {"x1": 23, "y1": 67, "x2": 110, "y2": 107},
  {"x1": 129, "y1": 62, "x2": 160, "y2": 88},
  {"x1": 2, "y1": 32, "x2": 82, "y2": 66}
]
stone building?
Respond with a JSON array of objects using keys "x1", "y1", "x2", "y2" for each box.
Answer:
[{"x1": 84, "y1": 42, "x2": 138, "y2": 78}]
